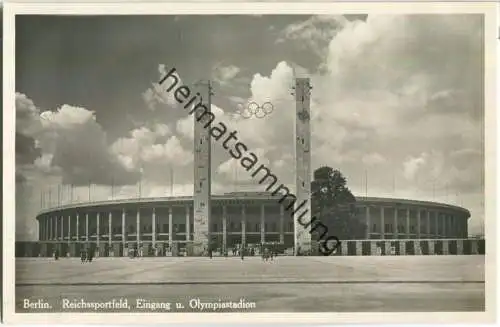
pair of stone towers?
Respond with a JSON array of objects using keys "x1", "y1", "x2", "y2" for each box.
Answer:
[{"x1": 191, "y1": 78, "x2": 312, "y2": 256}]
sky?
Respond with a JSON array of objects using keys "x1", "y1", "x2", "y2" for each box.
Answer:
[{"x1": 15, "y1": 14, "x2": 485, "y2": 240}]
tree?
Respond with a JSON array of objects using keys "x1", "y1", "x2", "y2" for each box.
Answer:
[{"x1": 311, "y1": 166, "x2": 366, "y2": 242}]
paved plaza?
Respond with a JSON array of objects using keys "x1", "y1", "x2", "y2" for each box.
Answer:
[{"x1": 16, "y1": 256, "x2": 485, "y2": 312}]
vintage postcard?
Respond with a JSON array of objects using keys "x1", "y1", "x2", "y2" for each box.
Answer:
[{"x1": 3, "y1": 1, "x2": 497, "y2": 324}]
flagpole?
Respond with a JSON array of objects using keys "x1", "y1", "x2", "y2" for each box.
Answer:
[
  {"x1": 139, "y1": 167, "x2": 143, "y2": 199},
  {"x1": 364, "y1": 169, "x2": 368, "y2": 199},
  {"x1": 58, "y1": 184, "x2": 61, "y2": 206},
  {"x1": 170, "y1": 166, "x2": 174, "y2": 196},
  {"x1": 392, "y1": 173, "x2": 396, "y2": 196},
  {"x1": 139, "y1": 179, "x2": 142, "y2": 199},
  {"x1": 88, "y1": 180, "x2": 91, "y2": 202},
  {"x1": 234, "y1": 162, "x2": 238, "y2": 192}
]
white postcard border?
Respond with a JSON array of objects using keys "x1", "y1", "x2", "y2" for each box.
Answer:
[{"x1": 3, "y1": 1, "x2": 498, "y2": 324}]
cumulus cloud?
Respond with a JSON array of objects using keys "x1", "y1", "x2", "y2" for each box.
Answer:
[
  {"x1": 143, "y1": 64, "x2": 184, "y2": 111},
  {"x1": 403, "y1": 153, "x2": 429, "y2": 181},
  {"x1": 140, "y1": 136, "x2": 192, "y2": 165},
  {"x1": 250, "y1": 61, "x2": 294, "y2": 103},
  {"x1": 16, "y1": 133, "x2": 41, "y2": 165},
  {"x1": 212, "y1": 63, "x2": 241, "y2": 86},
  {"x1": 236, "y1": 14, "x2": 484, "y2": 232},
  {"x1": 276, "y1": 15, "x2": 349, "y2": 57},
  {"x1": 110, "y1": 124, "x2": 191, "y2": 170},
  {"x1": 15, "y1": 92, "x2": 140, "y2": 186}
]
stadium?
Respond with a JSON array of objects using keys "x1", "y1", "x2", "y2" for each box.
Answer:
[
  {"x1": 15, "y1": 78, "x2": 485, "y2": 258},
  {"x1": 15, "y1": 191, "x2": 485, "y2": 257}
]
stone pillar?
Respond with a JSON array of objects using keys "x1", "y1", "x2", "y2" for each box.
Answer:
[
  {"x1": 50, "y1": 217, "x2": 53, "y2": 240},
  {"x1": 76, "y1": 213, "x2": 79, "y2": 242},
  {"x1": 457, "y1": 239, "x2": 464, "y2": 254},
  {"x1": 405, "y1": 208, "x2": 410, "y2": 237},
  {"x1": 448, "y1": 215, "x2": 453, "y2": 238},
  {"x1": 85, "y1": 213, "x2": 89, "y2": 242},
  {"x1": 380, "y1": 207, "x2": 385, "y2": 239},
  {"x1": 108, "y1": 212, "x2": 112, "y2": 245},
  {"x1": 222, "y1": 205, "x2": 227, "y2": 252},
  {"x1": 426, "y1": 211, "x2": 431, "y2": 237},
  {"x1": 365, "y1": 206, "x2": 370, "y2": 239},
  {"x1": 279, "y1": 204, "x2": 284, "y2": 244},
  {"x1": 417, "y1": 209, "x2": 421, "y2": 239},
  {"x1": 122, "y1": 209, "x2": 126, "y2": 246},
  {"x1": 136, "y1": 209, "x2": 140, "y2": 244},
  {"x1": 193, "y1": 83, "x2": 212, "y2": 255},
  {"x1": 444, "y1": 214, "x2": 449, "y2": 238},
  {"x1": 60, "y1": 215, "x2": 64, "y2": 240},
  {"x1": 294, "y1": 77, "x2": 312, "y2": 252},
  {"x1": 185, "y1": 205, "x2": 190, "y2": 242},
  {"x1": 393, "y1": 207, "x2": 398, "y2": 239},
  {"x1": 453, "y1": 216, "x2": 458, "y2": 238},
  {"x1": 444, "y1": 215, "x2": 448, "y2": 238},
  {"x1": 241, "y1": 205, "x2": 246, "y2": 248},
  {"x1": 260, "y1": 204, "x2": 265, "y2": 244},
  {"x1": 168, "y1": 207, "x2": 173, "y2": 248},
  {"x1": 434, "y1": 212, "x2": 439, "y2": 238},
  {"x1": 96, "y1": 212, "x2": 100, "y2": 247},
  {"x1": 152, "y1": 208, "x2": 156, "y2": 248},
  {"x1": 56, "y1": 216, "x2": 60, "y2": 240},
  {"x1": 67, "y1": 215, "x2": 71, "y2": 243},
  {"x1": 443, "y1": 239, "x2": 449, "y2": 254}
]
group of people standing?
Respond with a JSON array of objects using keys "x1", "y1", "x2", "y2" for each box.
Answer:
[
  {"x1": 207, "y1": 245, "x2": 278, "y2": 261},
  {"x1": 80, "y1": 249, "x2": 95, "y2": 263}
]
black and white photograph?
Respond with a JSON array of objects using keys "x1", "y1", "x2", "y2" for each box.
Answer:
[{"x1": 3, "y1": 1, "x2": 497, "y2": 324}]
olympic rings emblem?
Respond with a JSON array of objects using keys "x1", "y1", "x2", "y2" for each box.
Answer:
[{"x1": 236, "y1": 101, "x2": 274, "y2": 119}]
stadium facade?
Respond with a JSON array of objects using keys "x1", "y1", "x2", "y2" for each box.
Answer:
[
  {"x1": 16, "y1": 76, "x2": 485, "y2": 257},
  {"x1": 15, "y1": 191, "x2": 485, "y2": 257}
]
